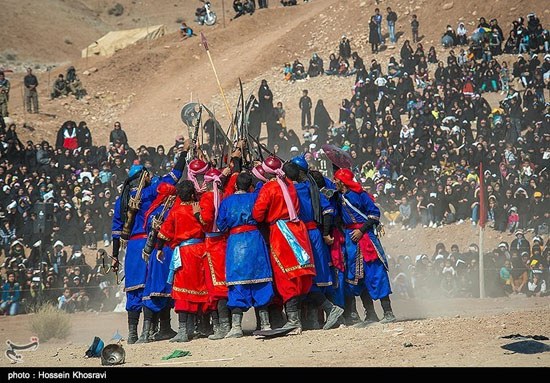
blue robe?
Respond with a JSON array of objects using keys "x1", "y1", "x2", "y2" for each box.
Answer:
[
  {"x1": 112, "y1": 170, "x2": 182, "y2": 311},
  {"x1": 294, "y1": 180, "x2": 334, "y2": 294},
  {"x1": 142, "y1": 205, "x2": 174, "y2": 312},
  {"x1": 216, "y1": 192, "x2": 273, "y2": 309},
  {"x1": 338, "y1": 190, "x2": 391, "y2": 300}
]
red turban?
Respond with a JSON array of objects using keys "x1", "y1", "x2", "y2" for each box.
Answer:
[
  {"x1": 334, "y1": 169, "x2": 363, "y2": 194},
  {"x1": 143, "y1": 183, "x2": 177, "y2": 229}
]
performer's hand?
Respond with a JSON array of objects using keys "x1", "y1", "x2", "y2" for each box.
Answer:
[
  {"x1": 111, "y1": 258, "x2": 120, "y2": 273},
  {"x1": 192, "y1": 202, "x2": 201, "y2": 215},
  {"x1": 157, "y1": 250, "x2": 164, "y2": 264},
  {"x1": 323, "y1": 235, "x2": 334, "y2": 246},
  {"x1": 253, "y1": 160, "x2": 261, "y2": 167},
  {"x1": 351, "y1": 229, "x2": 363, "y2": 243},
  {"x1": 231, "y1": 147, "x2": 242, "y2": 159},
  {"x1": 222, "y1": 167, "x2": 231, "y2": 177},
  {"x1": 183, "y1": 138, "x2": 191, "y2": 152}
]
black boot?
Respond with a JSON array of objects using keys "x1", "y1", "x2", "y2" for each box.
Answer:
[
  {"x1": 258, "y1": 307, "x2": 271, "y2": 331},
  {"x1": 186, "y1": 313, "x2": 196, "y2": 340},
  {"x1": 269, "y1": 304, "x2": 285, "y2": 329},
  {"x1": 154, "y1": 306, "x2": 177, "y2": 341},
  {"x1": 127, "y1": 311, "x2": 140, "y2": 344},
  {"x1": 354, "y1": 290, "x2": 379, "y2": 328},
  {"x1": 225, "y1": 310, "x2": 244, "y2": 338},
  {"x1": 281, "y1": 297, "x2": 302, "y2": 333},
  {"x1": 135, "y1": 319, "x2": 152, "y2": 343},
  {"x1": 149, "y1": 311, "x2": 159, "y2": 342},
  {"x1": 379, "y1": 296, "x2": 396, "y2": 324},
  {"x1": 320, "y1": 299, "x2": 344, "y2": 330},
  {"x1": 170, "y1": 312, "x2": 190, "y2": 342},
  {"x1": 343, "y1": 296, "x2": 361, "y2": 326},
  {"x1": 208, "y1": 299, "x2": 231, "y2": 340},
  {"x1": 304, "y1": 302, "x2": 321, "y2": 330}
]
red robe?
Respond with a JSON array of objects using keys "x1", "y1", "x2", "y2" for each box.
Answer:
[
  {"x1": 199, "y1": 190, "x2": 228, "y2": 300},
  {"x1": 252, "y1": 178, "x2": 315, "y2": 302},
  {"x1": 158, "y1": 201, "x2": 215, "y2": 313}
]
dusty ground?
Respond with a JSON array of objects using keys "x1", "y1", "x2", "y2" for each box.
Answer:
[{"x1": 1, "y1": 296, "x2": 549, "y2": 367}]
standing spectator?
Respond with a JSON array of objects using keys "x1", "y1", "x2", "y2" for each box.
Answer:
[
  {"x1": 370, "y1": 16, "x2": 381, "y2": 54},
  {"x1": 411, "y1": 15, "x2": 420, "y2": 44},
  {"x1": 0, "y1": 220, "x2": 16, "y2": 257},
  {"x1": 299, "y1": 90, "x2": 312, "y2": 129},
  {"x1": 258, "y1": 79, "x2": 274, "y2": 123},
  {"x1": 387, "y1": 7, "x2": 398, "y2": 44},
  {"x1": 0, "y1": 71, "x2": 10, "y2": 117},
  {"x1": 339, "y1": 35, "x2": 352, "y2": 60},
  {"x1": 258, "y1": 0, "x2": 267, "y2": 9},
  {"x1": 1, "y1": 272, "x2": 20, "y2": 316},
  {"x1": 109, "y1": 122, "x2": 128, "y2": 146},
  {"x1": 373, "y1": 8, "x2": 385, "y2": 45},
  {"x1": 77, "y1": 121, "x2": 92, "y2": 148},
  {"x1": 24, "y1": 68, "x2": 39, "y2": 114}
]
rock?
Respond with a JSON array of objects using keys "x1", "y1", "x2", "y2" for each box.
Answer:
[
  {"x1": 82, "y1": 70, "x2": 90, "y2": 76},
  {"x1": 472, "y1": 10, "x2": 477, "y2": 16},
  {"x1": 360, "y1": 1, "x2": 366, "y2": 6},
  {"x1": 442, "y1": 2, "x2": 454, "y2": 10},
  {"x1": 89, "y1": 67, "x2": 98, "y2": 73}
]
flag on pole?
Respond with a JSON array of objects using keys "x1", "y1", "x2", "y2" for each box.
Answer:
[{"x1": 479, "y1": 161, "x2": 487, "y2": 228}]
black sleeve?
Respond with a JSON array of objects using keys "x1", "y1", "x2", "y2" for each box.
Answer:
[
  {"x1": 359, "y1": 218, "x2": 378, "y2": 234},
  {"x1": 231, "y1": 156, "x2": 242, "y2": 173},
  {"x1": 112, "y1": 238, "x2": 121, "y2": 259},
  {"x1": 194, "y1": 212, "x2": 201, "y2": 222},
  {"x1": 174, "y1": 151, "x2": 188, "y2": 172},
  {"x1": 156, "y1": 238, "x2": 166, "y2": 250},
  {"x1": 322, "y1": 214, "x2": 332, "y2": 237}
]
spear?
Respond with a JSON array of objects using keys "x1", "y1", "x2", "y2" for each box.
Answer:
[{"x1": 200, "y1": 32, "x2": 235, "y2": 138}]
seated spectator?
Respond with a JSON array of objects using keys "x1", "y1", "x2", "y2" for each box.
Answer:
[
  {"x1": 1, "y1": 272, "x2": 20, "y2": 315},
  {"x1": 51, "y1": 74, "x2": 68, "y2": 99},
  {"x1": 179, "y1": 23, "x2": 194, "y2": 40},
  {"x1": 307, "y1": 53, "x2": 324, "y2": 77},
  {"x1": 325, "y1": 53, "x2": 339, "y2": 75}
]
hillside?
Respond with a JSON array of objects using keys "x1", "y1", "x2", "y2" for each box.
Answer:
[{"x1": 4, "y1": 0, "x2": 550, "y2": 147}]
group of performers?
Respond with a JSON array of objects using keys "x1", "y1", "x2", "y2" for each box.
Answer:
[{"x1": 110, "y1": 140, "x2": 396, "y2": 344}]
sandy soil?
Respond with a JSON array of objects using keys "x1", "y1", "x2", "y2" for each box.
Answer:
[{"x1": 1, "y1": 296, "x2": 549, "y2": 367}]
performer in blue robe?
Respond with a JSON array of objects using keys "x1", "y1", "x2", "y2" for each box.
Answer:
[
  {"x1": 333, "y1": 168, "x2": 395, "y2": 326},
  {"x1": 285, "y1": 159, "x2": 344, "y2": 330},
  {"x1": 139, "y1": 183, "x2": 179, "y2": 343},
  {"x1": 216, "y1": 172, "x2": 274, "y2": 338},
  {"x1": 111, "y1": 144, "x2": 188, "y2": 344}
]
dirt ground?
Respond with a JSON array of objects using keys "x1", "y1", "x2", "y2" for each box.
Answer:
[{"x1": 1, "y1": 296, "x2": 549, "y2": 367}]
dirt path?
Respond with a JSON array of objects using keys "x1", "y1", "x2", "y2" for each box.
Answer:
[{"x1": 2, "y1": 297, "x2": 549, "y2": 367}]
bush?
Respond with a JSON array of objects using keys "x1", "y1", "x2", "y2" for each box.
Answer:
[{"x1": 29, "y1": 304, "x2": 72, "y2": 342}]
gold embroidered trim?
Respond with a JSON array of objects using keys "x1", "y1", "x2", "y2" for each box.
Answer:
[
  {"x1": 368, "y1": 215, "x2": 380, "y2": 221},
  {"x1": 172, "y1": 286, "x2": 209, "y2": 295},
  {"x1": 270, "y1": 249, "x2": 315, "y2": 273},
  {"x1": 315, "y1": 281, "x2": 333, "y2": 287},
  {"x1": 158, "y1": 232, "x2": 170, "y2": 241},
  {"x1": 226, "y1": 278, "x2": 273, "y2": 286},
  {"x1": 169, "y1": 172, "x2": 178, "y2": 182},
  {"x1": 143, "y1": 292, "x2": 172, "y2": 300},
  {"x1": 124, "y1": 284, "x2": 145, "y2": 292},
  {"x1": 206, "y1": 252, "x2": 226, "y2": 286},
  {"x1": 112, "y1": 231, "x2": 121, "y2": 235}
]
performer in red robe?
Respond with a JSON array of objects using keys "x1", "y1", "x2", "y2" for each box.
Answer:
[
  {"x1": 252, "y1": 156, "x2": 316, "y2": 333},
  {"x1": 157, "y1": 180, "x2": 215, "y2": 343},
  {"x1": 199, "y1": 167, "x2": 231, "y2": 340}
]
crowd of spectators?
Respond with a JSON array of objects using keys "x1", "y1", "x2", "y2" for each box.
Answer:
[
  {"x1": 1, "y1": 11, "x2": 550, "y2": 315},
  {"x1": 389, "y1": 234, "x2": 549, "y2": 299},
  {"x1": 0, "y1": 117, "x2": 187, "y2": 315}
]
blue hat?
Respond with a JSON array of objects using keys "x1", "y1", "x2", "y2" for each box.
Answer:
[
  {"x1": 128, "y1": 165, "x2": 144, "y2": 178},
  {"x1": 85, "y1": 336, "x2": 104, "y2": 358},
  {"x1": 290, "y1": 156, "x2": 308, "y2": 171}
]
